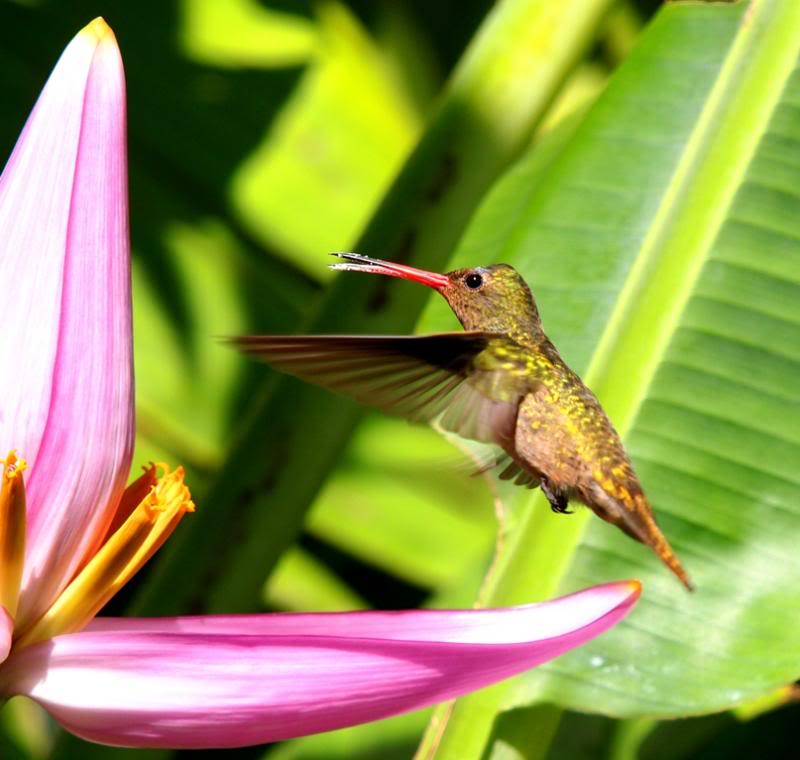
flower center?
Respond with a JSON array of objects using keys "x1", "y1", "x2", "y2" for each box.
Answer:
[{"x1": 15, "y1": 463, "x2": 194, "y2": 649}]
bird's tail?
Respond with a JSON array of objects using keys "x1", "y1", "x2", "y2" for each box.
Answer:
[{"x1": 587, "y1": 482, "x2": 694, "y2": 591}]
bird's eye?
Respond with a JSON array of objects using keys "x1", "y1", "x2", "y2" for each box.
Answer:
[{"x1": 464, "y1": 272, "x2": 483, "y2": 289}]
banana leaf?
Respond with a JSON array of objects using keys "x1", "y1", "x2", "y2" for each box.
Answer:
[{"x1": 422, "y1": 0, "x2": 800, "y2": 733}]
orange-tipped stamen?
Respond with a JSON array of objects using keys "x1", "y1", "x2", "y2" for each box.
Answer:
[
  {"x1": 71, "y1": 464, "x2": 161, "y2": 579},
  {"x1": 16, "y1": 464, "x2": 194, "y2": 648},
  {"x1": 0, "y1": 452, "x2": 26, "y2": 620},
  {"x1": 98, "y1": 463, "x2": 160, "y2": 551}
]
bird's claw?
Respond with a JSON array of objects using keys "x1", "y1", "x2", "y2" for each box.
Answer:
[{"x1": 540, "y1": 478, "x2": 571, "y2": 514}]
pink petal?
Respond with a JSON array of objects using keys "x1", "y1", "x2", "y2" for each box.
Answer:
[
  {"x1": 0, "y1": 29, "x2": 93, "y2": 471},
  {"x1": 2, "y1": 582, "x2": 639, "y2": 749},
  {"x1": 0, "y1": 20, "x2": 134, "y2": 626}
]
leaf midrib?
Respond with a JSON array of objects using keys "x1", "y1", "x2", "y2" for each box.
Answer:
[{"x1": 588, "y1": 0, "x2": 800, "y2": 427}]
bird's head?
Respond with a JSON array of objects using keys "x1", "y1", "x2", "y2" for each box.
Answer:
[{"x1": 331, "y1": 253, "x2": 541, "y2": 338}]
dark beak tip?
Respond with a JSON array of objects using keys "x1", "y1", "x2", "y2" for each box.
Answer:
[{"x1": 330, "y1": 251, "x2": 370, "y2": 262}]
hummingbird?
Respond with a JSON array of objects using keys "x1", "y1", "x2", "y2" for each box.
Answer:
[{"x1": 233, "y1": 253, "x2": 693, "y2": 590}]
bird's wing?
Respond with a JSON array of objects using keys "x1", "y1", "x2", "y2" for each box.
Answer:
[
  {"x1": 495, "y1": 455, "x2": 541, "y2": 488},
  {"x1": 231, "y1": 333, "x2": 537, "y2": 446}
]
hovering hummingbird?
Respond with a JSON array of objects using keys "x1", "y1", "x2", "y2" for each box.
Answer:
[{"x1": 233, "y1": 253, "x2": 693, "y2": 590}]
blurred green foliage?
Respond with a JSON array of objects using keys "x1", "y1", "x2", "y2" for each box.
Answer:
[{"x1": 1, "y1": 1, "x2": 799, "y2": 759}]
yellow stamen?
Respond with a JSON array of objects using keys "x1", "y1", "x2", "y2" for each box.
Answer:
[
  {"x1": 0, "y1": 451, "x2": 27, "y2": 619},
  {"x1": 84, "y1": 463, "x2": 159, "y2": 566},
  {"x1": 16, "y1": 464, "x2": 194, "y2": 648}
]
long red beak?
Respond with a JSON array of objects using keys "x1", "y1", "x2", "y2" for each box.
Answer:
[{"x1": 330, "y1": 252, "x2": 449, "y2": 290}]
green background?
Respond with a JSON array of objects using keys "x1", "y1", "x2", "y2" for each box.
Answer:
[{"x1": 1, "y1": 1, "x2": 798, "y2": 759}]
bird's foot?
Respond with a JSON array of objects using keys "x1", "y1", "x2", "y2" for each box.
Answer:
[{"x1": 540, "y1": 478, "x2": 572, "y2": 514}]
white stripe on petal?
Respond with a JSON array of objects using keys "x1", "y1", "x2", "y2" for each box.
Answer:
[{"x1": 85, "y1": 581, "x2": 641, "y2": 644}]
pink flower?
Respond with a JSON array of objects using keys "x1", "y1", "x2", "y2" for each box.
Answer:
[{"x1": 0, "y1": 18, "x2": 641, "y2": 749}]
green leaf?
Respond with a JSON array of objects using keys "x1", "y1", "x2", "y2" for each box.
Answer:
[
  {"x1": 230, "y1": 2, "x2": 424, "y2": 275},
  {"x1": 132, "y1": 222, "x2": 263, "y2": 469},
  {"x1": 266, "y1": 709, "x2": 429, "y2": 760},
  {"x1": 517, "y1": 0, "x2": 800, "y2": 718},
  {"x1": 307, "y1": 416, "x2": 495, "y2": 589},
  {"x1": 0, "y1": 698, "x2": 51, "y2": 760},
  {"x1": 421, "y1": 1, "x2": 800, "y2": 749},
  {"x1": 263, "y1": 545, "x2": 368, "y2": 611},
  {"x1": 180, "y1": 0, "x2": 316, "y2": 67}
]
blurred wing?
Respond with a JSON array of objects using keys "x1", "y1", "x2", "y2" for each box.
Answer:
[
  {"x1": 442, "y1": 435, "x2": 540, "y2": 488},
  {"x1": 231, "y1": 333, "x2": 537, "y2": 445},
  {"x1": 496, "y1": 455, "x2": 540, "y2": 488}
]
